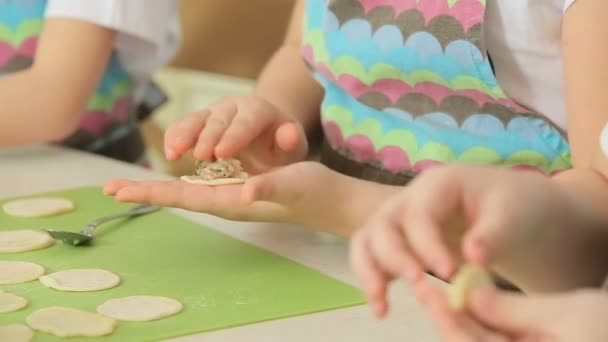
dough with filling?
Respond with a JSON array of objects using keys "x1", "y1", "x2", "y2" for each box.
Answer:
[
  {"x1": 0, "y1": 230, "x2": 54, "y2": 253},
  {"x1": 97, "y1": 295, "x2": 183, "y2": 321},
  {"x1": 0, "y1": 291, "x2": 28, "y2": 313},
  {"x1": 449, "y1": 264, "x2": 495, "y2": 310},
  {"x1": 27, "y1": 307, "x2": 116, "y2": 337},
  {"x1": 0, "y1": 261, "x2": 45, "y2": 284},
  {"x1": 181, "y1": 159, "x2": 248, "y2": 186},
  {"x1": 2, "y1": 197, "x2": 74, "y2": 217},
  {"x1": 0, "y1": 324, "x2": 34, "y2": 342},
  {"x1": 39, "y1": 269, "x2": 120, "y2": 292}
]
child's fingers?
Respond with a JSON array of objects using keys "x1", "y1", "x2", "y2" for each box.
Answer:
[
  {"x1": 468, "y1": 288, "x2": 564, "y2": 336},
  {"x1": 193, "y1": 101, "x2": 238, "y2": 160},
  {"x1": 103, "y1": 179, "x2": 138, "y2": 195},
  {"x1": 275, "y1": 121, "x2": 305, "y2": 154},
  {"x1": 164, "y1": 111, "x2": 208, "y2": 160},
  {"x1": 366, "y1": 219, "x2": 423, "y2": 283},
  {"x1": 114, "y1": 180, "x2": 245, "y2": 212},
  {"x1": 403, "y1": 212, "x2": 456, "y2": 281},
  {"x1": 215, "y1": 104, "x2": 277, "y2": 158},
  {"x1": 413, "y1": 280, "x2": 509, "y2": 342},
  {"x1": 462, "y1": 193, "x2": 518, "y2": 265},
  {"x1": 350, "y1": 233, "x2": 390, "y2": 317}
]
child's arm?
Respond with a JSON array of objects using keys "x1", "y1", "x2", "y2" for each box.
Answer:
[
  {"x1": 0, "y1": 18, "x2": 116, "y2": 146},
  {"x1": 163, "y1": 0, "x2": 323, "y2": 171},
  {"x1": 254, "y1": 0, "x2": 324, "y2": 136}
]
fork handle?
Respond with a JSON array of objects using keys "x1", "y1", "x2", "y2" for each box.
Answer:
[{"x1": 83, "y1": 204, "x2": 160, "y2": 235}]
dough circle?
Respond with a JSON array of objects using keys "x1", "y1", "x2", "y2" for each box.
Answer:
[
  {"x1": 39, "y1": 269, "x2": 120, "y2": 292},
  {"x1": 180, "y1": 175, "x2": 247, "y2": 186},
  {"x1": 97, "y1": 295, "x2": 183, "y2": 321},
  {"x1": 0, "y1": 261, "x2": 45, "y2": 284},
  {"x1": 3, "y1": 197, "x2": 74, "y2": 218},
  {"x1": 0, "y1": 324, "x2": 34, "y2": 342},
  {"x1": 448, "y1": 264, "x2": 495, "y2": 310},
  {"x1": 27, "y1": 307, "x2": 116, "y2": 337},
  {"x1": 0, "y1": 292, "x2": 28, "y2": 313},
  {"x1": 0, "y1": 230, "x2": 54, "y2": 253}
]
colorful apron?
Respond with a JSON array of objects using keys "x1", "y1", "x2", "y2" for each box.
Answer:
[
  {"x1": 302, "y1": 0, "x2": 572, "y2": 185},
  {"x1": 0, "y1": 0, "x2": 146, "y2": 163}
]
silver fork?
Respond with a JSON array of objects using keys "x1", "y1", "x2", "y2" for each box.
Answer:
[{"x1": 46, "y1": 204, "x2": 160, "y2": 246}]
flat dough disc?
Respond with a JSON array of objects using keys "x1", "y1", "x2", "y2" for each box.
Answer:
[
  {"x1": 39, "y1": 269, "x2": 120, "y2": 292},
  {"x1": 97, "y1": 295, "x2": 183, "y2": 321},
  {"x1": 0, "y1": 230, "x2": 54, "y2": 253},
  {"x1": 180, "y1": 175, "x2": 247, "y2": 186},
  {"x1": 3, "y1": 197, "x2": 74, "y2": 218},
  {"x1": 0, "y1": 292, "x2": 28, "y2": 313},
  {"x1": 0, "y1": 261, "x2": 45, "y2": 285},
  {"x1": 449, "y1": 264, "x2": 495, "y2": 310},
  {"x1": 0, "y1": 324, "x2": 34, "y2": 342},
  {"x1": 27, "y1": 307, "x2": 116, "y2": 337}
]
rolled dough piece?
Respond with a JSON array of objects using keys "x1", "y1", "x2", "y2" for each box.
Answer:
[
  {"x1": 0, "y1": 292, "x2": 28, "y2": 313},
  {"x1": 0, "y1": 261, "x2": 45, "y2": 284},
  {"x1": 180, "y1": 175, "x2": 247, "y2": 186},
  {"x1": 0, "y1": 324, "x2": 34, "y2": 342},
  {"x1": 0, "y1": 230, "x2": 54, "y2": 253},
  {"x1": 27, "y1": 307, "x2": 116, "y2": 337},
  {"x1": 448, "y1": 264, "x2": 495, "y2": 310},
  {"x1": 2, "y1": 197, "x2": 74, "y2": 218},
  {"x1": 97, "y1": 295, "x2": 183, "y2": 321},
  {"x1": 39, "y1": 269, "x2": 120, "y2": 292}
]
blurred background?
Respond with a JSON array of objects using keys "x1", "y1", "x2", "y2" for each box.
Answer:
[{"x1": 142, "y1": 0, "x2": 296, "y2": 175}]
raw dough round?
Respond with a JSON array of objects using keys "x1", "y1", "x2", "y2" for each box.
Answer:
[
  {"x1": 449, "y1": 264, "x2": 495, "y2": 310},
  {"x1": 0, "y1": 230, "x2": 54, "y2": 253},
  {"x1": 0, "y1": 292, "x2": 28, "y2": 313},
  {"x1": 39, "y1": 269, "x2": 120, "y2": 292},
  {"x1": 0, "y1": 261, "x2": 45, "y2": 284},
  {"x1": 0, "y1": 324, "x2": 34, "y2": 342},
  {"x1": 27, "y1": 307, "x2": 116, "y2": 337},
  {"x1": 3, "y1": 197, "x2": 75, "y2": 218},
  {"x1": 180, "y1": 175, "x2": 247, "y2": 186},
  {"x1": 97, "y1": 295, "x2": 183, "y2": 321}
]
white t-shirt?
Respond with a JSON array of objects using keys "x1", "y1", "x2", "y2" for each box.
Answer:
[
  {"x1": 486, "y1": 0, "x2": 576, "y2": 130},
  {"x1": 601, "y1": 123, "x2": 608, "y2": 158},
  {"x1": 45, "y1": 0, "x2": 181, "y2": 102}
]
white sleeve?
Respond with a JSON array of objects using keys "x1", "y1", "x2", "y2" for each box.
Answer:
[
  {"x1": 601, "y1": 123, "x2": 608, "y2": 158},
  {"x1": 563, "y1": 0, "x2": 576, "y2": 12},
  {"x1": 44, "y1": 0, "x2": 181, "y2": 95},
  {"x1": 45, "y1": 0, "x2": 178, "y2": 51}
]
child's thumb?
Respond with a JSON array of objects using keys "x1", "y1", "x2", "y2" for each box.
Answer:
[
  {"x1": 462, "y1": 210, "x2": 514, "y2": 265},
  {"x1": 241, "y1": 167, "x2": 299, "y2": 206},
  {"x1": 274, "y1": 122, "x2": 307, "y2": 156},
  {"x1": 469, "y1": 288, "x2": 560, "y2": 335}
]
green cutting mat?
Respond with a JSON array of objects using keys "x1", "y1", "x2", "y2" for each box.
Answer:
[{"x1": 0, "y1": 187, "x2": 365, "y2": 341}]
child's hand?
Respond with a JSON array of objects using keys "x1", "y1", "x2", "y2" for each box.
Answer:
[
  {"x1": 414, "y1": 277, "x2": 608, "y2": 342},
  {"x1": 104, "y1": 162, "x2": 386, "y2": 235},
  {"x1": 350, "y1": 165, "x2": 573, "y2": 317},
  {"x1": 164, "y1": 96, "x2": 308, "y2": 173}
]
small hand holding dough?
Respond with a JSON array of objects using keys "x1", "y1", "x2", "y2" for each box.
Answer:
[
  {"x1": 39, "y1": 269, "x2": 120, "y2": 292},
  {"x1": 27, "y1": 307, "x2": 116, "y2": 337},
  {"x1": 0, "y1": 291, "x2": 28, "y2": 313},
  {"x1": 448, "y1": 264, "x2": 495, "y2": 310},
  {"x1": 97, "y1": 295, "x2": 183, "y2": 321},
  {"x1": 0, "y1": 230, "x2": 54, "y2": 253},
  {"x1": 0, "y1": 324, "x2": 34, "y2": 342},
  {"x1": 2, "y1": 197, "x2": 74, "y2": 218},
  {"x1": 0, "y1": 261, "x2": 45, "y2": 284}
]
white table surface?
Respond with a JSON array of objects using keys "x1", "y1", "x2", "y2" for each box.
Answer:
[{"x1": 0, "y1": 145, "x2": 439, "y2": 342}]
